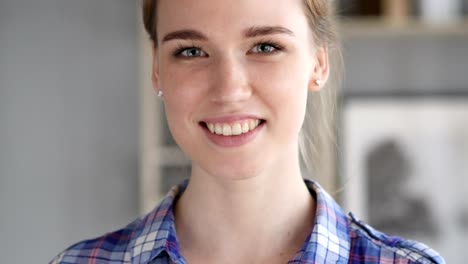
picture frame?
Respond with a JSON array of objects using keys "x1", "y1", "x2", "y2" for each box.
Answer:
[{"x1": 340, "y1": 92, "x2": 468, "y2": 264}]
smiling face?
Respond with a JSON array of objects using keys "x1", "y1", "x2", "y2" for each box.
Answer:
[{"x1": 153, "y1": 0, "x2": 328, "y2": 180}]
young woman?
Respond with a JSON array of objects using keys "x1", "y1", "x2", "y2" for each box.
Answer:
[{"x1": 51, "y1": 0, "x2": 445, "y2": 263}]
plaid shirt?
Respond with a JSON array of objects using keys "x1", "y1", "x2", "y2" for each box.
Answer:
[{"x1": 50, "y1": 179, "x2": 445, "y2": 264}]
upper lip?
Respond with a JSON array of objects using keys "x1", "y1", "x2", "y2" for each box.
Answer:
[{"x1": 201, "y1": 115, "x2": 264, "y2": 124}]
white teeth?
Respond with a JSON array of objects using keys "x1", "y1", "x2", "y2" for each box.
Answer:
[
  {"x1": 215, "y1": 123, "x2": 223, "y2": 134},
  {"x1": 242, "y1": 122, "x2": 249, "y2": 133},
  {"x1": 249, "y1": 120, "x2": 256, "y2": 130},
  {"x1": 232, "y1": 123, "x2": 242, "y2": 135},
  {"x1": 222, "y1": 124, "x2": 232, "y2": 136},
  {"x1": 208, "y1": 123, "x2": 215, "y2": 133},
  {"x1": 205, "y1": 119, "x2": 262, "y2": 136}
]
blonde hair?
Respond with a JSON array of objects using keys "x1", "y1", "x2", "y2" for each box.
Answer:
[
  {"x1": 300, "y1": 0, "x2": 342, "y2": 188},
  {"x1": 142, "y1": 0, "x2": 342, "y2": 187}
]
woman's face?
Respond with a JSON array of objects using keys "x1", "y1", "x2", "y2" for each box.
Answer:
[{"x1": 154, "y1": 0, "x2": 327, "y2": 179}]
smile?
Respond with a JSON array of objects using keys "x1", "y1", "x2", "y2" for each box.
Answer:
[
  {"x1": 199, "y1": 117, "x2": 265, "y2": 148},
  {"x1": 204, "y1": 119, "x2": 263, "y2": 136}
]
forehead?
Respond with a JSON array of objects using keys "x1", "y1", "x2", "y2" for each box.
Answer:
[{"x1": 156, "y1": 0, "x2": 310, "y2": 40}]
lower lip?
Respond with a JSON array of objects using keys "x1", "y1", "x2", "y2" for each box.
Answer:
[{"x1": 201, "y1": 122, "x2": 265, "y2": 148}]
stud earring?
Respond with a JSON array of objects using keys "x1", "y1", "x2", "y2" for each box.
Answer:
[
  {"x1": 315, "y1": 79, "x2": 322, "y2": 86},
  {"x1": 157, "y1": 90, "x2": 163, "y2": 97}
]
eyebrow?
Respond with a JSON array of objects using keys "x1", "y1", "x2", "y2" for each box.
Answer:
[
  {"x1": 161, "y1": 26, "x2": 295, "y2": 43},
  {"x1": 162, "y1": 30, "x2": 207, "y2": 43},
  {"x1": 244, "y1": 26, "x2": 295, "y2": 38}
]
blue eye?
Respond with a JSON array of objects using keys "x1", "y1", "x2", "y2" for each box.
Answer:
[
  {"x1": 253, "y1": 44, "x2": 276, "y2": 53},
  {"x1": 250, "y1": 41, "x2": 284, "y2": 54},
  {"x1": 175, "y1": 47, "x2": 207, "y2": 57}
]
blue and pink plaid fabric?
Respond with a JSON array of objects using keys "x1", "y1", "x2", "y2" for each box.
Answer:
[{"x1": 50, "y1": 179, "x2": 445, "y2": 264}]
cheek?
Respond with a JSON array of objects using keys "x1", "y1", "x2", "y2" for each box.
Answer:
[
  {"x1": 159, "y1": 76, "x2": 197, "y2": 148},
  {"x1": 252, "y1": 58, "x2": 310, "y2": 121},
  {"x1": 161, "y1": 66, "x2": 207, "y2": 118}
]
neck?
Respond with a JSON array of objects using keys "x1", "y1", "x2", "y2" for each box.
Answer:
[{"x1": 173, "y1": 148, "x2": 316, "y2": 262}]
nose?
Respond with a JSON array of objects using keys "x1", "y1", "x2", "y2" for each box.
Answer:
[{"x1": 209, "y1": 55, "x2": 251, "y2": 104}]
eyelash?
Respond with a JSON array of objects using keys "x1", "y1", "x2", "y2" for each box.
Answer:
[
  {"x1": 173, "y1": 44, "x2": 203, "y2": 57},
  {"x1": 251, "y1": 40, "x2": 285, "y2": 54},
  {"x1": 172, "y1": 40, "x2": 286, "y2": 58}
]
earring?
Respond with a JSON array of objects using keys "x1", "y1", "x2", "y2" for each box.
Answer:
[
  {"x1": 315, "y1": 79, "x2": 322, "y2": 86},
  {"x1": 157, "y1": 90, "x2": 163, "y2": 97}
]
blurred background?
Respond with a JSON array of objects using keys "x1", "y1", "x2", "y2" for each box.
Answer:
[{"x1": 1, "y1": 0, "x2": 467, "y2": 263}]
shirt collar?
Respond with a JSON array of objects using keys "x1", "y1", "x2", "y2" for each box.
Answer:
[
  {"x1": 130, "y1": 181, "x2": 188, "y2": 264},
  {"x1": 130, "y1": 178, "x2": 351, "y2": 264},
  {"x1": 292, "y1": 179, "x2": 351, "y2": 263}
]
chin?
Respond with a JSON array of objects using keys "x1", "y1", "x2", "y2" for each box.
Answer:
[{"x1": 195, "y1": 156, "x2": 268, "y2": 182}]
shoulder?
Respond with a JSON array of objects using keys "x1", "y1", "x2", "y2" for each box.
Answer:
[
  {"x1": 347, "y1": 213, "x2": 445, "y2": 264},
  {"x1": 49, "y1": 218, "x2": 142, "y2": 264},
  {"x1": 50, "y1": 182, "x2": 185, "y2": 264}
]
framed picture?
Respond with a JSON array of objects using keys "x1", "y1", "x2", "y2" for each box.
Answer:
[{"x1": 341, "y1": 94, "x2": 468, "y2": 264}]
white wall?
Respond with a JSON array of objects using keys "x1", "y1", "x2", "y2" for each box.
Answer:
[{"x1": 0, "y1": 1, "x2": 139, "y2": 263}]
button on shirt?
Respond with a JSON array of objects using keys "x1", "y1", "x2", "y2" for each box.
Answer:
[{"x1": 50, "y1": 179, "x2": 445, "y2": 264}]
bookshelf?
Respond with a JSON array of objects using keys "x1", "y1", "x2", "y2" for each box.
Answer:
[
  {"x1": 338, "y1": 0, "x2": 468, "y2": 35},
  {"x1": 339, "y1": 17, "x2": 468, "y2": 38}
]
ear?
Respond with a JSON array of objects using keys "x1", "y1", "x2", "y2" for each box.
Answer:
[
  {"x1": 151, "y1": 46, "x2": 160, "y2": 93},
  {"x1": 308, "y1": 46, "x2": 330, "y2": 92}
]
